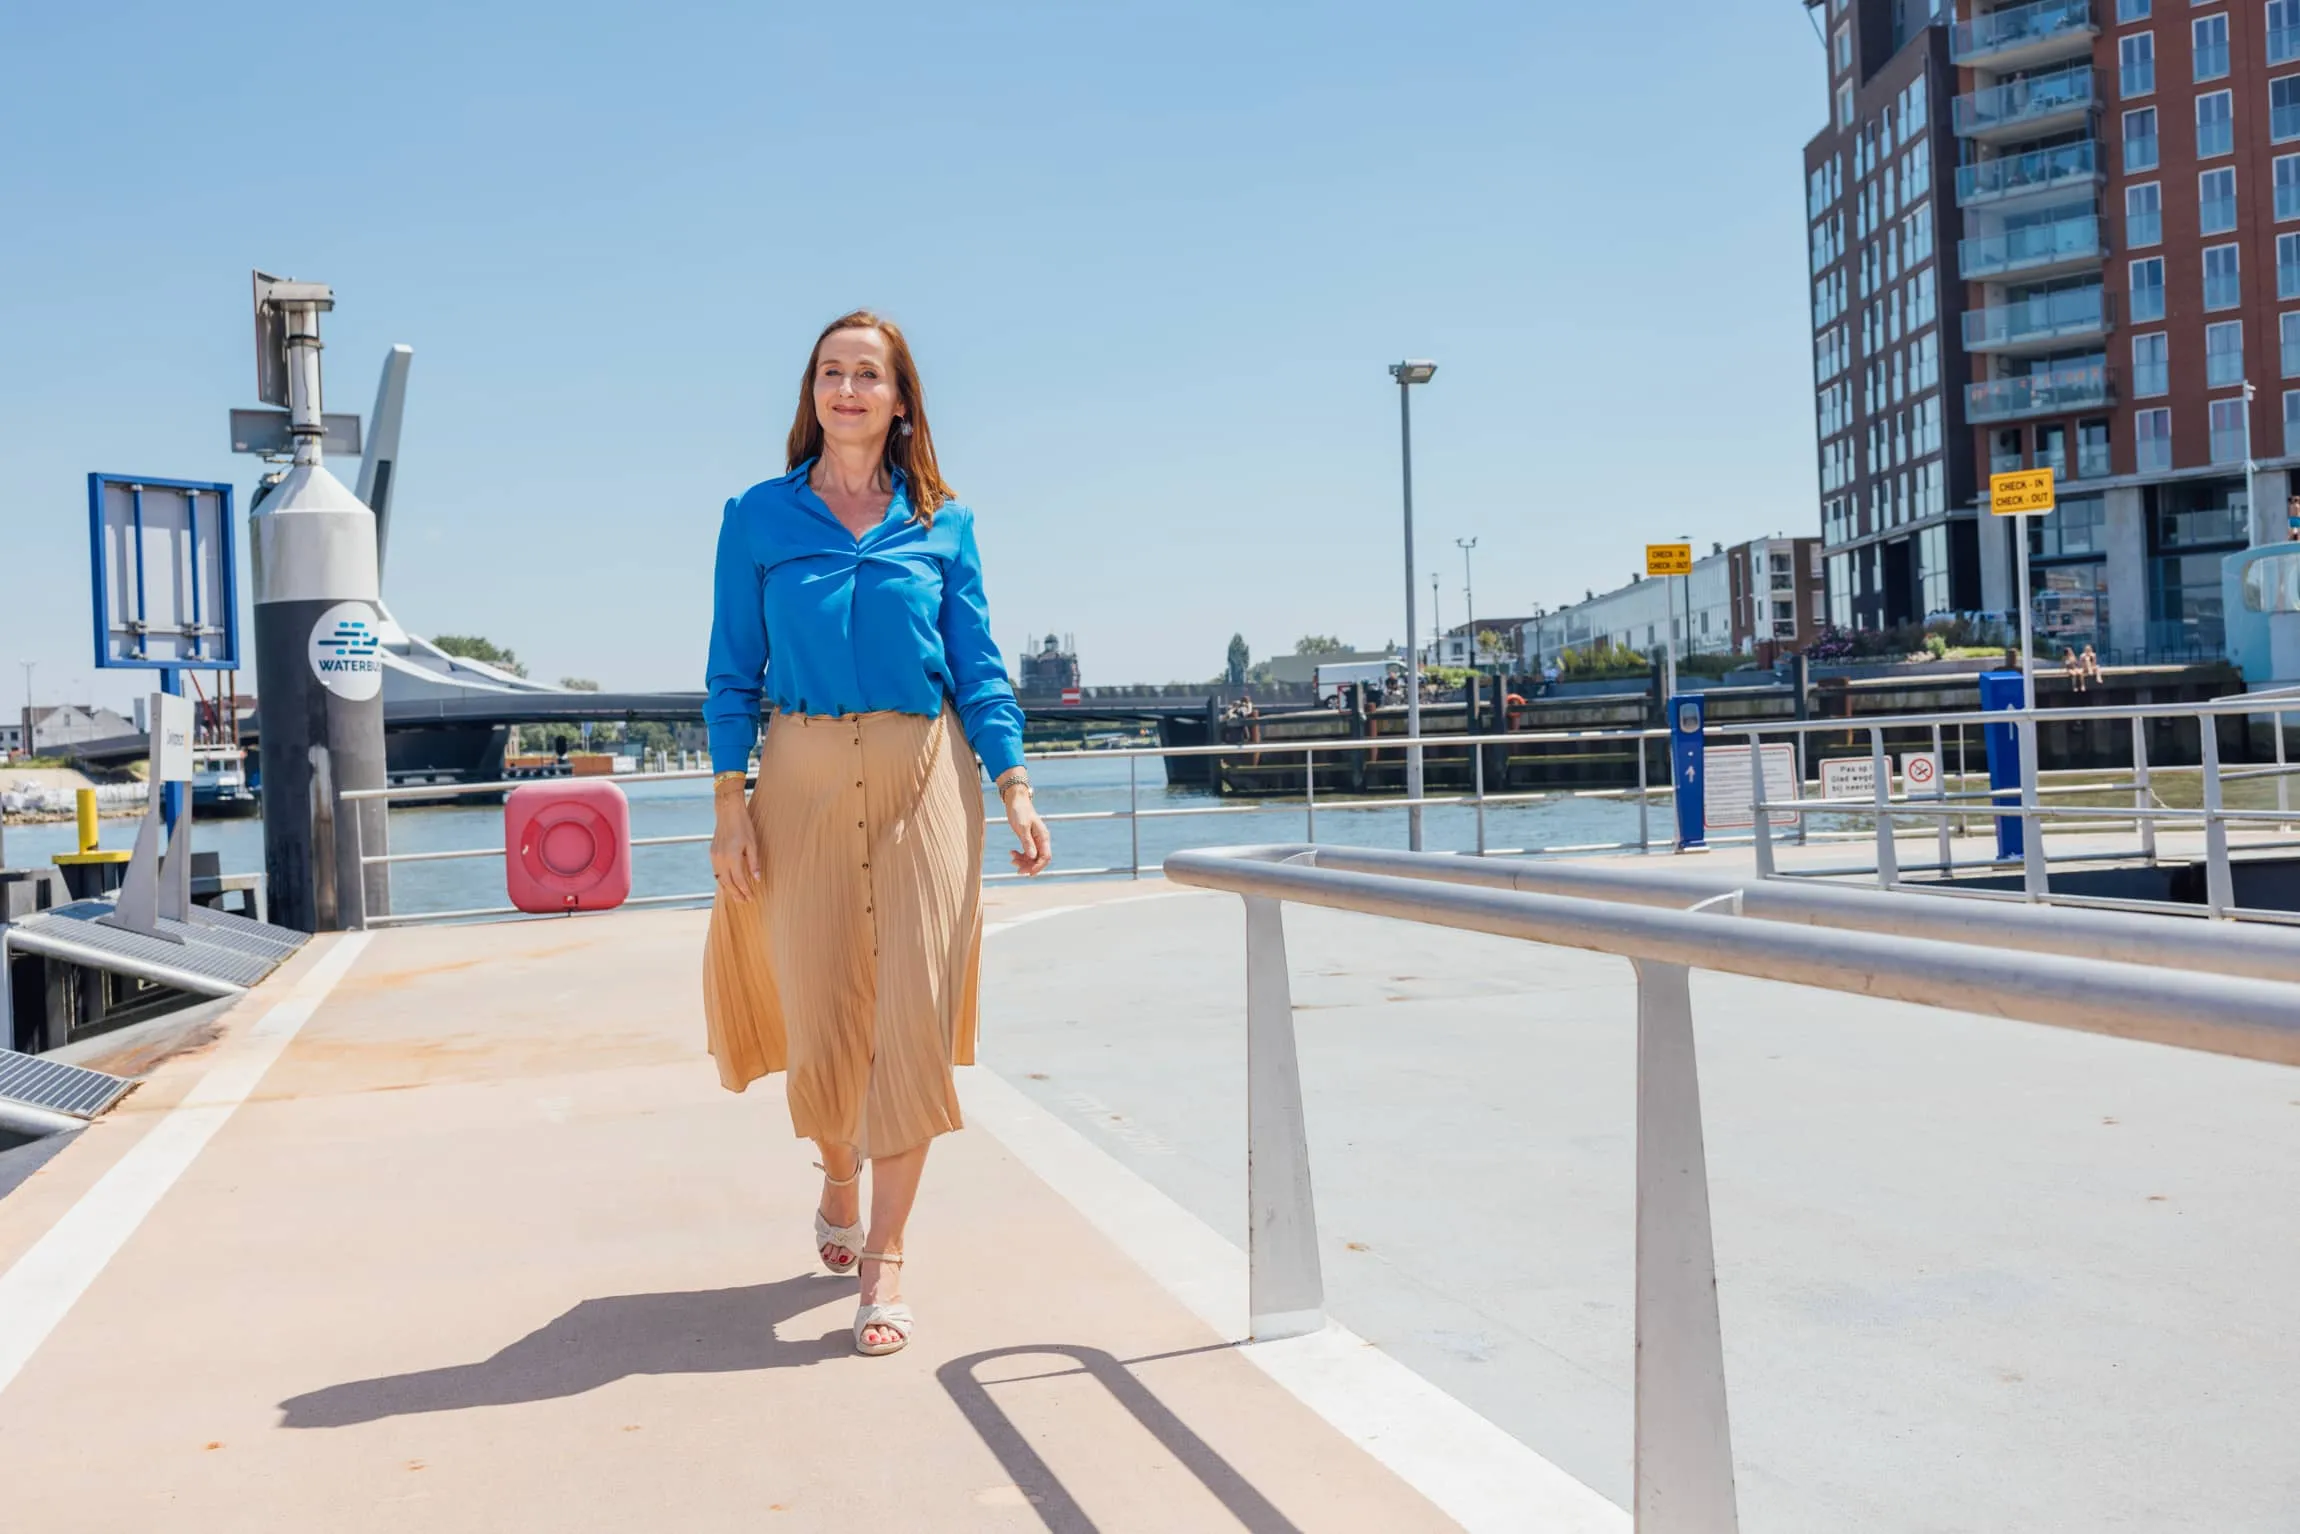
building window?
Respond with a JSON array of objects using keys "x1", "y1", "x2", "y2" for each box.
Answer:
[
  {"x1": 2201, "y1": 166, "x2": 2238, "y2": 233},
  {"x1": 2285, "y1": 311, "x2": 2300, "y2": 377},
  {"x1": 2206, "y1": 242, "x2": 2242, "y2": 309},
  {"x1": 2133, "y1": 328, "x2": 2169, "y2": 395},
  {"x1": 2128, "y1": 181, "x2": 2163, "y2": 246},
  {"x1": 2033, "y1": 495, "x2": 2109, "y2": 558},
  {"x1": 1838, "y1": 81, "x2": 1854, "y2": 130},
  {"x1": 2210, "y1": 397, "x2": 2249, "y2": 463},
  {"x1": 2274, "y1": 0, "x2": 2300, "y2": 65},
  {"x1": 2282, "y1": 231, "x2": 2300, "y2": 297},
  {"x1": 2198, "y1": 90, "x2": 2234, "y2": 157},
  {"x1": 2276, "y1": 75, "x2": 2300, "y2": 141},
  {"x1": 2206, "y1": 319, "x2": 2246, "y2": 386},
  {"x1": 2195, "y1": 13, "x2": 2230, "y2": 79},
  {"x1": 2122, "y1": 32, "x2": 2157, "y2": 96},
  {"x1": 2124, "y1": 107, "x2": 2160, "y2": 171},
  {"x1": 1833, "y1": 23, "x2": 1851, "y2": 74},
  {"x1": 2137, "y1": 407, "x2": 2174, "y2": 472},
  {"x1": 2287, "y1": 389, "x2": 2300, "y2": 453},
  {"x1": 2078, "y1": 419, "x2": 2113, "y2": 479},
  {"x1": 2131, "y1": 255, "x2": 2168, "y2": 320},
  {"x1": 2118, "y1": 0, "x2": 2150, "y2": 17},
  {"x1": 2280, "y1": 154, "x2": 2300, "y2": 220}
]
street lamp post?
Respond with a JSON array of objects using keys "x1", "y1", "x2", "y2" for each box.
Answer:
[
  {"x1": 1457, "y1": 537, "x2": 1478, "y2": 672},
  {"x1": 1390, "y1": 359, "x2": 1438, "y2": 850},
  {"x1": 2245, "y1": 379, "x2": 2264, "y2": 546}
]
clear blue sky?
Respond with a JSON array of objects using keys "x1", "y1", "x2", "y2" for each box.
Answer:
[{"x1": 2, "y1": 1, "x2": 1829, "y2": 712}]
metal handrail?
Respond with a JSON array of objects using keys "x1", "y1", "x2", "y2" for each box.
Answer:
[
  {"x1": 336, "y1": 691, "x2": 2297, "y2": 926},
  {"x1": 1158, "y1": 842, "x2": 2300, "y2": 1527}
]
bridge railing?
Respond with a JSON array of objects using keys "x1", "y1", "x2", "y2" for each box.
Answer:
[{"x1": 1159, "y1": 841, "x2": 2300, "y2": 1528}]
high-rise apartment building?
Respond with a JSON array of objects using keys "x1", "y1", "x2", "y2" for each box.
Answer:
[
  {"x1": 1807, "y1": 1, "x2": 1986, "y2": 634},
  {"x1": 1950, "y1": 0, "x2": 2297, "y2": 660}
]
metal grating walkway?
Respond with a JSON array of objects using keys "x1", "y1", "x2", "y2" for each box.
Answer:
[
  {"x1": 0, "y1": 1049, "x2": 134, "y2": 1119},
  {"x1": 4, "y1": 901, "x2": 307, "y2": 995}
]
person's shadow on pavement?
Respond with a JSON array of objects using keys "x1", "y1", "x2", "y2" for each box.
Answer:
[{"x1": 278, "y1": 1273, "x2": 850, "y2": 1428}]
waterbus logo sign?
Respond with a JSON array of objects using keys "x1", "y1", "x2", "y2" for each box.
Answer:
[{"x1": 308, "y1": 600, "x2": 383, "y2": 701}]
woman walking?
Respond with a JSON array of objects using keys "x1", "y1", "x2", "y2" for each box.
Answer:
[{"x1": 702, "y1": 310, "x2": 1053, "y2": 1356}]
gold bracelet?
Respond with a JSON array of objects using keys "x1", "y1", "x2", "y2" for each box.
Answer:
[
  {"x1": 713, "y1": 770, "x2": 748, "y2": 790},
  {"x1": 997, "y1": 772, "x2": 1032, "y2": 800}
]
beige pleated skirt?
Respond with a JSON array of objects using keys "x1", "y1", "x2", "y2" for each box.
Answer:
[{"x1": 702, "y1": 703, "x2": 986, "y2": 1160}]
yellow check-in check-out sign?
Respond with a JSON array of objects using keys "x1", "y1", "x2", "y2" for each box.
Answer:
[
  {"x1": 1989, "y1": 468, "x2": 2056, "y2": 516},
  {"x1": 1645, "y1": 542, "x2": 1693, "y2": 577}
]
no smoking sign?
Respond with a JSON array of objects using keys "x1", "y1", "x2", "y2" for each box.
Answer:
[{"x1": 1902, "y1": 751, "x2": 1940, "y2": 792}]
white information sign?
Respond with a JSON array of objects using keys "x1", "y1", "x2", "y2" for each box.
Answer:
[
  {"x1": 1901, "y1": 751, "x2": 1941, "y2": 794},
  {"x1": 1820, "y1": 756, "x2": 1877, "y2": 802},
  {"x1": 1705, "y1": 743, "x2": 1801, "y2": 830},
  {"x1": 150, "y1": 691, "x2": 194, "y2": 783}
]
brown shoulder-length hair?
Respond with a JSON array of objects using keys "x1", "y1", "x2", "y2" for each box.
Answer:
[{"x1": 785, "y1": 309, "x2": 955, "y2": 526}]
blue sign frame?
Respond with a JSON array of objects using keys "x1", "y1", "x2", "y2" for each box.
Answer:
[{"x1": 87, "y1": 473, "x2": 239, "y2": 671}]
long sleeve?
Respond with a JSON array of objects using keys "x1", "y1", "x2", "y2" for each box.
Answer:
[
  {"x1": 703, "y1": 497, "x2": 768, "y2": 774},
  {"x1": 935, "y1": 510, "x2": 1026, "y2": 780}
]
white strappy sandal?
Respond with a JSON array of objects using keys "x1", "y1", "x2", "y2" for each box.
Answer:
[
  {"x1": 852, "y1": 1251, "x2": 913, "y2": 1357},
  {"x1": 811, "y1": 1161, "x2": 863, "y2": 1276}
]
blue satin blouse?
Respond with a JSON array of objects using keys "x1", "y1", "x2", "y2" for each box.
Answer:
[{"x1": 703, "y1": 462, "x2": 1026, "y2": 780}]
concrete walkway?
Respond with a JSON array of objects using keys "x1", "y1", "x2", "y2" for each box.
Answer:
[{"x1": 0, "y1": 903, "x2": 1468, "y2": 1532}]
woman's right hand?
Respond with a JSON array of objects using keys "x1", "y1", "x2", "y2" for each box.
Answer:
[{"x1": 711, "y1": 792, "x2": 761, "y2": 901}]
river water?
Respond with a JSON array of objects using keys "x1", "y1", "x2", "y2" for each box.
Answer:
[{"x1": 5, "y1": 753, "x2": 1680, "y2": 918}]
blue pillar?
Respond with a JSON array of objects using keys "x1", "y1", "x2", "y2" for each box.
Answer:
[
  {"x1": 1669, "y1": 691, "x2": 1706, "y2": 850},
  {"x1": 1978, "y1": 670, "x2": 2023, "y2": 861}
]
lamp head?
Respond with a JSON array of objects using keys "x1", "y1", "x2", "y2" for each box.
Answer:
[{"x1": 1389, "y1": 359, "x2": 1438, "y2": 385}]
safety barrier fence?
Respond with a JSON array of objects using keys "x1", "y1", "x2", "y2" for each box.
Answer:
[
  {"x1": 1159, "y1": 842, "x2": 2300, "y2": 1530},
  {"x1": 1721, "y1": 690, "x2": 2300, "y2": 924},
  {"x1": 333, "y1": 693, "x2": 2300, "y2": 927}
]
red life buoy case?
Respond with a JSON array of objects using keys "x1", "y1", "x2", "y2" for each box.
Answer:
[{"x1": 505, "y1": 779, "x2": 632, "y2": 913}]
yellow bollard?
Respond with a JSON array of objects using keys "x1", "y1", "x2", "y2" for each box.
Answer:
[{"x1": 76, "y1": 787, "x2": 98, "y2": 854}]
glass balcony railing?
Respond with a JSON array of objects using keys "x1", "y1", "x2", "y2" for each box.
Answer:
[
  {"x1": 1953, "y1": 65, "x2": 2098, "y2": 137},
  {"x1": 1962, "y1": 286, "x2": 2113, "y2": 349},
  {"x1": 1959, "y1": 213, "x2": 2105, "y2": 279},
  {"x1": 1966, "y1": 360, "x2": 2113, "y2": 422},
  {"x1": 1956, "y1": 139, "x2": 2101, "y2": 205},
  {"x1": 2273, "y1": 24, "x2": 2300, "y2": 65},
  {"x1": 1951, "y1": 0, "x2": 2098, "y2": 65},
  {"x1": 1950, "y1": 0, "x2": 2097, "y2": 62}
]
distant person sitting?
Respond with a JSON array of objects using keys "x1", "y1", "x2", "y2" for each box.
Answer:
[
  {"x1": 2061, "y1": 646, "x2": 2086, "y2": 692},
  {"x1": 2079, "y1": 644, "x2": 2104, "y2": 687}
]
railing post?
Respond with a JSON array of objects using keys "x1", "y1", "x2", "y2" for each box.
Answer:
[
  {"x1": 2277, "y1": 708, "x2": 2290, "y2": 831},
  {"x1": 1473, "y1": 731, "x2": 1487, "y2": 857},
  {"x1": 1304, "y1": 745, "x2": 1316, "y2": 846},
  {"x1": 2202, "y1": 722, "x2": 2233, "y2": 918},
  {"x1": 1632, "y1": 958, "x2": 1740, "y2": 1534},
  {"x1": 1931, "y1": 721, "x2": 1951, "y2": 872},
  {"x1": 2019, "y1": 712, "x2": 2048, "y2": 901},
  {"x1": 1870, "y1": 725, "x2": 1898, "y2": 888},
  {"x1": 1747, "y1": 731, "x2": 1774, "y2": 879},
  {"x1": 2133, "y1": 713, "x2": 2156, "y2": 864},
  {"x1": 1129, "y1": 753, "x2": 1140, "y2": 880},
  {"x1": 1243, "y1": 895, "x2": 1323, "y2": 1340},
  {"x1": 1638, "y1": 732, "x2": 1651, "y2": 855},
  {"x1": 349, "y1": 799, "x2": 369, "y2": 932}
]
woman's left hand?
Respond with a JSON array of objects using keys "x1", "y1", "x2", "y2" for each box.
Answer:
[{"x1": 1004, "y1": 790, "x2": 1053, "y2": 876}]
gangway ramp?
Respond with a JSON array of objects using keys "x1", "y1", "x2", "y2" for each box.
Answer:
[
  {"x1": 2, "y1": 899, "x2": 307, "y2": 1055},
  {"x1": 0, "y1": 902, "x2": 1508, "y2": 1532}
]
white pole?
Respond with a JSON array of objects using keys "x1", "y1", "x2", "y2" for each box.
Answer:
[{"x1": 1398, "y1": 380, "x2": 1423, "y2": 851}]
